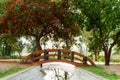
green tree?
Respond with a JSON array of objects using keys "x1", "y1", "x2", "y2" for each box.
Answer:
[
  {"x1": 0, "y1": 34, "x2": 25, "y2": 59},
  {"x1": 0, "y1": 34, "x2": 13, "y2": 57},
  {"x1": 73, "y1": 0, "x2": 120, "y2": 65},
  {"x1": 87, "y1": 30, "x2": 102, "y2": 61}
]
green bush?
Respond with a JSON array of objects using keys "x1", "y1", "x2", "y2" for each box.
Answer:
[
  {"x1": 98, "y1": 56, "x2": 105, "y2": 62},
  {"x1": 110, "y1": 58, "x2": 120, "y2": 62}
]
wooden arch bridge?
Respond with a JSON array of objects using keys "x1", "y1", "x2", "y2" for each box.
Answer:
[{"x1": 21, "y1": 49, "x2": 96, "y2": 66}]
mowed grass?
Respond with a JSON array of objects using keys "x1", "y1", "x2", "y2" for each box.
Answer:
[
  {"x1": 0, "y1": 66, "x2": 28, "y2": 78},
  {"x1": 81, "y1": 66, "x2": 120, "y2": 80}
]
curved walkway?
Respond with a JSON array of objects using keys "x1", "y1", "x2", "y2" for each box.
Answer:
[
  {"x1": 1, "y1": 62, "x2": 107, "y2": 80},
  {"x1": 0, "y1": 66, "x2": 43, "y2": 80}
]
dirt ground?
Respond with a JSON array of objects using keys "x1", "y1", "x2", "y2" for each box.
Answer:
[
  {"x1": 102, "y1": 65, "x2": 120, "y2": 76},
  {"x1": 0, "y1": 60, "x2": 120, "y2": 76},
  {"x1": 0, "y1": 59, "x2": 31, "y2": 72}
]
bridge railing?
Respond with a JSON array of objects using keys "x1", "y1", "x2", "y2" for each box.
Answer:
[{"x1": 21, "y1": 49, "x2": 96, "y2": 66}]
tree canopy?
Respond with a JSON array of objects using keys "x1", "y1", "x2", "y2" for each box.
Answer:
[
  {"x1": 1, "y1": 0, "x2": 120, "y2": 66},
  {"x1": 0, "y1": 0, "x2": 80, "y2": 51},
  {"x1": 73, "y1": 0, "x2": 120, "y2": 65}
]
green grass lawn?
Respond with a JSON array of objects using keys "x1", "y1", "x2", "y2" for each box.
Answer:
[
  {"x1": 0, "y1": 66, "x2": 27, "y2": 78},
  {"x1": 81, "y1": 66, "x2": 120, "y2": 80}
]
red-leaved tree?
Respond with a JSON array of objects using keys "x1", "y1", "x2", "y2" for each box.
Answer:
[{"x1": 0, "y1": 0, "x2": 79, "y2": 51}]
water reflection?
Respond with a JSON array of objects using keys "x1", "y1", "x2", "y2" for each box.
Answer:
[{"x1": 41, "y1": 62, "x2": 80, "y2": 80}]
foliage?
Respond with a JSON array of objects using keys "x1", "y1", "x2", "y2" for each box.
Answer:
[
  {"x1": 0, "y1": 0, "x2": 9, "y2": 15},
  {"x1": 73, "y1": 0, "x2": 120, "y2": 65},
  {"x1": 0, "y1": 34, "x2": 25, "y2": 58},
  {"x1": 0, "y1": 0, "x2": 79, "y2": 40},
  {"x1": 0, "y1": 0, "x2": 80, "y2": 51},
  {"x1": 0, "y1": 34, "x2": 14, "y2": 57},
  {"x1": 82, "y1": 66, "x2": 120, "y2": 80}
]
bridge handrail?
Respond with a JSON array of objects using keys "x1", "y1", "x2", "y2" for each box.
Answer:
[{"x1": 21, "y1": 49, "x2": 96, "y2": 66}]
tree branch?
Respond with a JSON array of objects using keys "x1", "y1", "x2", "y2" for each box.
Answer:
[{"x1": 110, "y1": 31, "x2": 120, "y2": 48}]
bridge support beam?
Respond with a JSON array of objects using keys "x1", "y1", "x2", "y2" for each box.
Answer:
[
  {"x1": 31, "y1": 53, "x2": 34, "y2": 62},
  {"x1": 71, "y1": 51, "x2": 74, "y2": 62},
  {"x1": 83, "y1": 57, "x2": 87, "y2": 64},
  {"x1": 58, "y1": 49, "x2": 61, "y2": 60},
  {"x1": 44, "y1": 50, "x2": 49, "y2": 60}
]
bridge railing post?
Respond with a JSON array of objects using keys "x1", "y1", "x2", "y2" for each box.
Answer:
[
  {"x1": 58, "y1": 49, "x2": 61, "y2": 60},
  {"x1": 83, "y1": 57, "x2": 87, "y2": 64},
  {"x1": 30, "y1": 53, "x2": 34, "y2": 62},
  {"x1": 71, "y1": 51, "x2": 74, "y2": 62},
  {"x1": 44, "y1": 50, "x2": 49, "y2": 60}
]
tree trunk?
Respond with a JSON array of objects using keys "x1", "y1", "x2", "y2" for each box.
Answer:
[
  {"x1": 2, "y1": 46, "x2": 5, "y2": 57},
  {"x1": 105, "y1": 54, "x2": 110, "y2": 65},
  {"x1": 35, "y1": 36, "x2": 42, "y2": 51},
  {"x1": 18, "y1": 52, "x2": 22, "y2": 61},
  {"x1": 34, "y1": 36, "x2": 42, "y2": 62},
  {"x1": 94, "y1": 51, "x2": 98, "y2": 61},
  {"x1": 104, "y1": 49, "x2": 112, "y2": 66}
]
